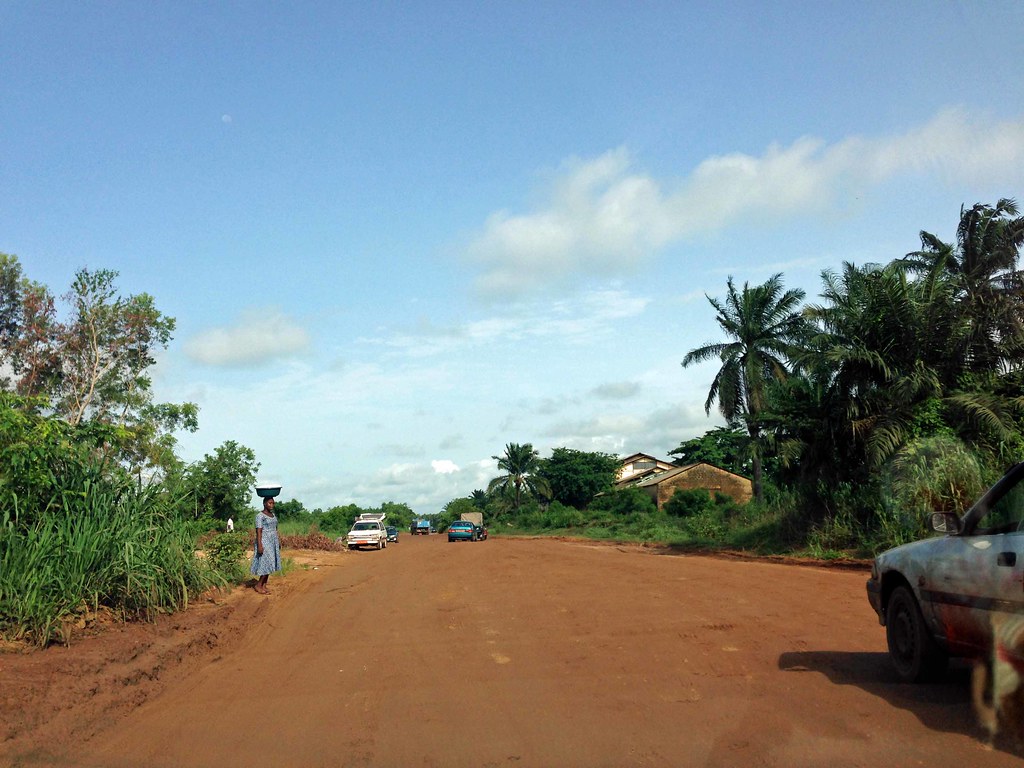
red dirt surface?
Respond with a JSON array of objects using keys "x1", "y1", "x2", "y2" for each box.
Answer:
[{"x1": 1, "y1": 536, "x2": 1021, "y2": 767}]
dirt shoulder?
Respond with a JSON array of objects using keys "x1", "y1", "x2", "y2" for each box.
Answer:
[{"x1": 0, "y1": 549, "x2": 349, "y2": 759}]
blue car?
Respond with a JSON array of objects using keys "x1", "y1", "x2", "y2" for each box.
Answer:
[{"x1": 447, "y1": 521, "x2": 477, "y2": 542}]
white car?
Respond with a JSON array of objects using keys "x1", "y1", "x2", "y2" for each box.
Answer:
[
  {"x1": 346, "y1": 519, "x2": 387, "y2": 550},
  {"x1": 866, "y1": 461, "x2": 1024, "y2": 682}
]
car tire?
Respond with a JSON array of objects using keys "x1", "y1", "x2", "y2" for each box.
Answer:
[{"x1": 886, "y1": 585, "x2": 948, "y2": 683}]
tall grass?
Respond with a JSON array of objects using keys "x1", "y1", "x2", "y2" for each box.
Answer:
[{"x1": 0, "y1": 468, "x2": 223, "y2": 647}]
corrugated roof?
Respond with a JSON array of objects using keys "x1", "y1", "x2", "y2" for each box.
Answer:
[{"x1": 634, "y1": 464, "x2": 697, "y2": 487}]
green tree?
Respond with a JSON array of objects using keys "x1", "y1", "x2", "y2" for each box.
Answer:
[
  {"x1": 536, "y1": 448, "x2": 620, "y2": 509},
  {"x1": 0, "y1": 254, "x2": 25, "y2": 353},
  {"x1": 274, "y1": 498, "x2": 309, "y2": 520},
  {"x1": 682, "y1": 274, "x2": 807, "y2": 502},
  {"x1": 319, "y1": 503, "x2": 362, "y2": 533},
  {"x1": 53, "y1": 269, "x2": 179, "y2": 427},
  {"x1": 668, "y1": 426, "x2": 750, "y2": 475},
  {"x1": 802, "y1": 253, "x2": 1022, "y2": 473},
  {"x1": 487, "y1": 442, "x2": 551, "y2": 513},
  {"x1": 0, "y1": 258, "x2": 198, "y2": 478},
  {"x1": 0, "y1": 392, "x2": 121, "y2": 528},
  {"x1": 378, "y1": 501, "x2": 416, "y2": 530},
  {"x1": 440, "y1": 497, "x2": 477, "y2": 530},
  {"x1": 187, "y1": 441, "x2": 259, "y2": 523},
  {"x1": 904, "y1": 199, "x2": 1024, "y2": 376}
]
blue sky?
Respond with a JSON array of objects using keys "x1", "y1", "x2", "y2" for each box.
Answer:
[{"x1": 3, "y1": 2, "x2": 1023, "y2": 514}]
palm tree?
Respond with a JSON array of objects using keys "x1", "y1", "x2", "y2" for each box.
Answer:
[
  {"x1": 682, "y1": 274, "x2": 807, "y2": 502},
  {"x1": 903, "y1": 199, "x2": 1024, "y2": 375},
  {"x1": 802, "y1": 262, "x2": 947, "y2": 469},
  {"x1": 487, "y1": 443, "x2": 551, "y2": 512}
]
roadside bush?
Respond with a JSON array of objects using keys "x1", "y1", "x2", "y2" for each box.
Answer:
[
  {"x1": 678, "y1": 505, "x2": 727, "y2": 542},
  {"x1": 0, "y1": 395, "x2": 124, "y2": 530},
  {"x1": 664, "y1": 488, "x2": 711, "y2": 517},
  {"x1": 0, "y1": 462, "x2": 221, "y2": 647},
  {"x1": 588, "y1": 487, "x2": 657, "y2": 518},
  {"x1": 873, "y1": 437, "x2": 988, "y2": 548},
  {"x1": 805, "y1": 509, "x2": 865, "y2": 558},
  {"x1": 203, "y1": 532, "x2": 250, "y2": 582},
  {"x1": 537, "y1": 501, "x2": 586, "y2": 529}
]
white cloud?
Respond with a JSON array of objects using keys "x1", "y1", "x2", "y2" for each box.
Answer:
[
  {"x1": 343, "y1": 459, "x2": 496, "y2": 512},
  {"x1": 185, "y1": 308, "x2": 311, "y2": 367},
  {"x1": 467, "y1": 108, "x2": 1024, "y2": 298},
  {"x1": 359, "y1": 287, "x2": 649, "y2": 359},
  {"x1": 432, "y1": 459, "x2": 459, "y2": 474}
]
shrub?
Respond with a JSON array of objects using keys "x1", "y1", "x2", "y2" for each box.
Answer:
[
  {"x1": 588, "y1": 487, "x2": 657, "y2": 517},
  {"x1": 664, "y1": 488, "x2": 711, "y2": 517},
  {"x1": 856, "y1": 437, "x2": 989, "y2": 551},
  {"x1": 203, "y1": 532, "x2": 250, "y2": 581},
  {"x1": 678, "y1": 506, "x2": 727, "y2": 542},
  {"x1": 0, "y1": 468, "x2": 221, "y2": 646},
  {"x1": 537, "y1": 501, "x2": 585, "y2": 529}
]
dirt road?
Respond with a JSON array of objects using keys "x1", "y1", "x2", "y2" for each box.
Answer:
[{"x1": 2, "y1": 535, "x2": 1020, "y2": 767}]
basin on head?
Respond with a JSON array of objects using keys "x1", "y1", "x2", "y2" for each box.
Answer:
[{"x1": 255, "y1": 483, "x2": 282, "y2": 499}]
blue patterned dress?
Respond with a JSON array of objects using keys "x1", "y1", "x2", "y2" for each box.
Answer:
[{"x1": 250, "y1": 511, "x2": 282, "y2": 576}]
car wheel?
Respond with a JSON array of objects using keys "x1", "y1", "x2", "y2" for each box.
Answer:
[{"x1": 886, "y1": 585, "x2": 948, "y2": 683}]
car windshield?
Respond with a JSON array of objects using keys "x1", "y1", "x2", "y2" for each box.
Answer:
[{"x1": 353, "y1": 522, "x2": 377, "y2": 531}]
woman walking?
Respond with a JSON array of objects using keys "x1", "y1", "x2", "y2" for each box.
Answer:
[{"x1": 251, "y1": 496, "x2": 281, "y2": 594}]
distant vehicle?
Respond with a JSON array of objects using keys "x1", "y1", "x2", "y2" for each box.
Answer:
[
  {"x1": 347, "y1": 513, "x2": 387, "y2": 550},
  {"x1": 461, "y1": 512, "x2": 484, "y2": 540},
  {"x1": 385, "y1": 525, "x2": 399, "y2": 543},
  {"x1": 447, "y1": 520, "x2": 477, "y2": 542},
  {"x1": 412, "y1": 519, "x2": 431, "y2": 535},
  {"x1": 866, "y1": 461, "x2": 1024, "y2": 682}
]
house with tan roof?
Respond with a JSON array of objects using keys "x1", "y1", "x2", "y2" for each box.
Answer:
[{"x1": 615, "y1": 453, "x2": 753, "y2": 509}]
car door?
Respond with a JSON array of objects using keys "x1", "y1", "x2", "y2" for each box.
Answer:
[{"x1": 927, "y1": 479, "x2": 1024, "y2": 655}]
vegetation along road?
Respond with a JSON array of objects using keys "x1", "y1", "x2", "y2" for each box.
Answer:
[{"x1": 2, "y1": 535, "x2": 1019, "y2": 767}]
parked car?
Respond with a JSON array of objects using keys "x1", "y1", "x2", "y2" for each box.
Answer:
[
  {"x1": 474, "y1": 524, "x2": 488, "y2": 541},
  {"x1": 447, "y1": 520, "x2": 477, "y2": 542},
  {"x1": 385, "y1": 525, "x2": 399, "y2": 543},
  {"x1": 346, "y1": 518, "x2": 387, "y2": 550},
  {"x1": 866, "y1": 461, "x2": 1024, "y2": 682}
]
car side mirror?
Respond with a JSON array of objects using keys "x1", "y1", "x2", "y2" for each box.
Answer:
[{"x1": 930, "y1": 512, "x2": 962, "y2": 535}]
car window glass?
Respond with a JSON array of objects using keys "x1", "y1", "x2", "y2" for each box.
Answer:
[{"x1": 976, "y1": 476, "x2": 1024, "y2": 534}]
